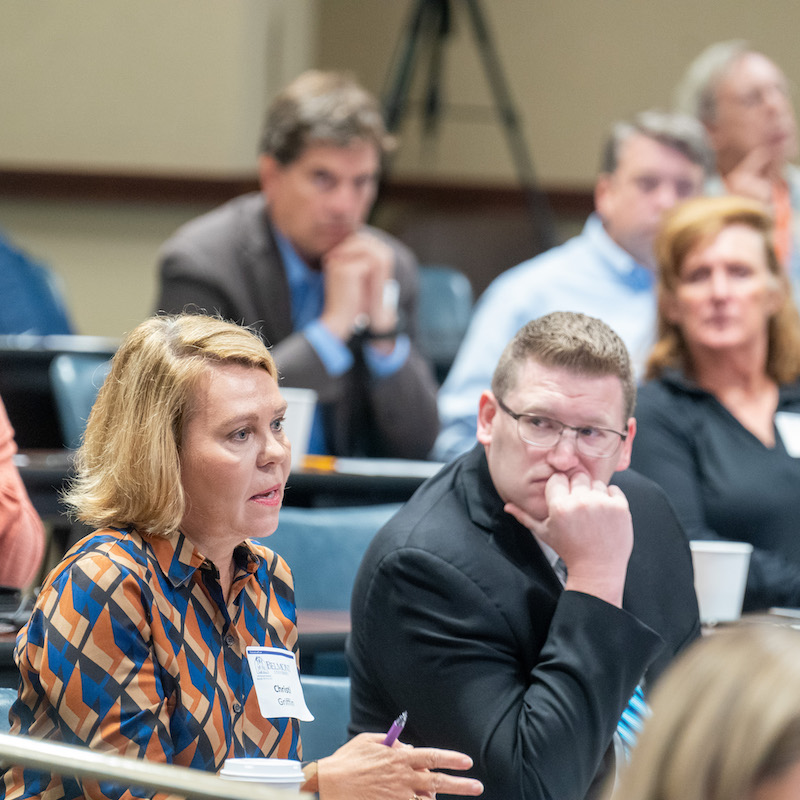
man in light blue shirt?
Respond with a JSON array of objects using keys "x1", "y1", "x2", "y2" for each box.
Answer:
[{"x1": 433, "y1": 111, "x2": 712, "y2": 462}]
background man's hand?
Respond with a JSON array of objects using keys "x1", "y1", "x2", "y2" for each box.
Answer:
[
  {"x1": 319, "y1": 231, "x2": 397, "y2": 343},
  {"x1": 723, "y1": 145, "x2": 780, "y2": 206}
]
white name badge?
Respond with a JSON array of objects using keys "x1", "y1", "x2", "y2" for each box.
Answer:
[
  {"x1": 775, "y1": 412, "x2": 800, "y2": 457},
  {"x1": 246, "y1": 647, "x2": 314, "y2": 722}
]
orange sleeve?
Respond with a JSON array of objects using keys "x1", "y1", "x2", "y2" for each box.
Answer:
[{"x1": 0, "y1": 396, "x2": 45, "y2": 588}]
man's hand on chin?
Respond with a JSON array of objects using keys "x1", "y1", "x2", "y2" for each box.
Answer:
[
  {"x1": 320, "y1": 230, "x2": 397, "y2": 344},
  {"x1": 505, "y1": 472, "x2": 633, "y2": 608},
  {"x1": 723, "y1": 145, "x2": 780, "y2": 207}
]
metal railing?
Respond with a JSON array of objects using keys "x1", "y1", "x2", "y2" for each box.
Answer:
[{"x1": 0, "y1": 732, "x2": 302, "y2": 799}]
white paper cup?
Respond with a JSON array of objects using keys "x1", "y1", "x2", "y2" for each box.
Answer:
[
  {"x1": 280, "y1": 387, "x2": 318, "y2": 470},
  {"x1": 219, "y1": 758, "x2": 304, "y2": 792},
  {"x1": 690, "y1": 540, "x2": 753, "y2": 624}
]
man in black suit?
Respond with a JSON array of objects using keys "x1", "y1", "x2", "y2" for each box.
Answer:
[
  {"x1": 348, "y1": 311, "x2": 700, "y2": 800},
  {"x1": 155, "y1": 71, "x2": 437, "y2": 459}
]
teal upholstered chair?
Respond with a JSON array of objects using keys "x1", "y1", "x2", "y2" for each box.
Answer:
[
  {"x1": 417, "y1": 265, "x2": 473, "y2": 383},
  {"x1": 49, "y1": 352, "x2": 112, "y2": 449},
  {"x1": 259, "y1": 503, "x2": 401, "y2": 675},
  {"x1": 261, "y1": 504, "x2": 401, "y2": 612},
  {"x1": 299, "y1": 675, "x2": 351, "y2": 761},
  {"x1": 0, "y1": 686, "x2": 16, "y2": 733},
  {"x1": 0, "y1": 679, "x2": 350, "y2": 766},
  {"x1": 0, "y1": 680, "x2": 351, "y2": 758}
]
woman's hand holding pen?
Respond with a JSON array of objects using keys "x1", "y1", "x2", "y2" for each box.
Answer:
[{"x1": 315, "y1": 733, "x2": 484, "y2": 800}]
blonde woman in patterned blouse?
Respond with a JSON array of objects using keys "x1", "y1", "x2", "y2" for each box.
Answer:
[{"x1": 0, "y1": 314, "x2": 483, "y2": 800}]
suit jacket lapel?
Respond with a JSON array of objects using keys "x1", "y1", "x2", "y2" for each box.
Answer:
[
  {"x1": 238, "y1": 196, "x2": 294, "y2": 346},
  {"x1": 460, "y1": 446, "x2": 556, "y2": 582}
]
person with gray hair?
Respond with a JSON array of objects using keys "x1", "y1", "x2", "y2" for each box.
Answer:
[
  {"x1": 434, "y1": 110, "x2": 711, "y2": 462},
  {"x1": 600, "y1": 110, "x2": 714, "y2": 176},
  {"x1": 675, "y1": 41, "x2": 800, "y2": 297},
  {"x1": 349, "y1": 311, "x2": 700, "y2": 800},
  {"x1": 155, "y1": 70, "x2": 438, "y2": 460}
]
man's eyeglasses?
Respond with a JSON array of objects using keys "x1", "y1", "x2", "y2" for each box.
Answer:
[{"x1": 495, "y1": 396, "x2": 627, "y2": 459}]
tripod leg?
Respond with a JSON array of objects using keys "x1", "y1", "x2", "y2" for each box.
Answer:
[
  {"x1": 421, "y1": 0, "x2": 451, "y2": 136},
  {"x1": 463, "y1": 0, "x2": 557, "y2": 251},
  {"x1": 383, "y1": 0, "x2": 435, "y2": 132}
]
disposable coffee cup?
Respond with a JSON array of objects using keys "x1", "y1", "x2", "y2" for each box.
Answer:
[
  {"x1": 280, "y1": 387, "x2": 318, "y2": 470},
  {"x1": 689, "y1": 540, "x2": 753, "y2": 624},
  {"x1": 219, "y1": 758, "x2": 304, "y2": 792}
]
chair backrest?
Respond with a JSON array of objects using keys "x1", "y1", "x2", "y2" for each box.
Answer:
[
  {"x1": 49, "y1": 352, "x2": 113, "y2": 449},
  {"x1": 0, "y1": 336, "x2": 116, "y2": 450},
  {"x1": 259, "y1": 504, "x2": 401, "y2": 611},
  {"x1": 0, "y1": 677, "x2": 350, "y2": 765},
  {"x1": 299, "y1": 675, "x2": 351, "y2": 762},
  {"x1": 417, "y1": 264, "x2": 473, "y2": 383},
  {"x1": 0, "y1": 686, "x2": 16, "y2": 733}
]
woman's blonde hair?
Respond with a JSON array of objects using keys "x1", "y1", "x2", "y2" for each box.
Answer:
[
  {"x1": 610, "y1": 626, "x2": 800, "y2": 800},
  {"x1": 647, "y1": 194, "x2": 800, "y2": 383},
  {"x1": 63, "y1": 314, "x2": 277, "y2": 538}
]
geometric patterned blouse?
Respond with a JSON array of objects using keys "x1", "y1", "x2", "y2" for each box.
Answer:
[{"x1": 1, "y1": 528, "x2": 299, "y2": 800}]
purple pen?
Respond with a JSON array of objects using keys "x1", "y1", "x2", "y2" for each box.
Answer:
[{"x1": 382, "y1": 710, "x2": 408, "y2": 746}]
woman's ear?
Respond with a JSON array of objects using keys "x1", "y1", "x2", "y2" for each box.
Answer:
[{"x1": 661, "y1": 291, "x2": 681, "y2": 326}]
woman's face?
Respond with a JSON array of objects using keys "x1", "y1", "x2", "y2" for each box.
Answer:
[
  {"x1": 179, "y1": 362, "x2": 291, "y2": 551},
  {"x1": 665, "y1": 223, "x2": 782, "y2": 356}
]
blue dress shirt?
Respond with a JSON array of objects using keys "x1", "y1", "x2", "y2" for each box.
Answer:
[{"x1": 274, "y1": 231, "x2": 410, "y2": 454}]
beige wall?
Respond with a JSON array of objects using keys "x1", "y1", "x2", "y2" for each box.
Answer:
[
  {"x1": 1, "y1": 0, "x2": 799, "y2": 336},
  {"x1": 318, "y1": 1, "x2": 800, "y2": 186},
  {"x1": 0, "y1": 0, "x2": 317, "y2": 173},
  {"x1": 0, "y1": 1, "x2": 317, "y2": 337}
]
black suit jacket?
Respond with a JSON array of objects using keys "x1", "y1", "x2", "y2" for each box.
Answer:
[
  {"x1": 156, "y1": 192, "x2": 438, "y2": 458},
  {"x1": 347, "y1": 446, "x2": 700, "y2": 800}
]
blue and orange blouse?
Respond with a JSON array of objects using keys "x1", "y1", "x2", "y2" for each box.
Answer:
[{"x1": 1, "y1": 527, "x2": 300, "y2": 800}]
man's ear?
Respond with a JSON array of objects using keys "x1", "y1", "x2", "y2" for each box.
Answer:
[
  {"x1": 704, "y1": 119, "x2": 725, "y2": 154},
  {"x1": 258, "y1": 154, "x2": 281, "y2": 193},
  {"x1": 614, "y1": 417, "x2": 637, "y2": 472},
  {"x1": 594, "y1": 173, "x2": 613, "y2": 222},
  {"x1": 476, "y1": 391, "x2": 498, "y2": 446}
]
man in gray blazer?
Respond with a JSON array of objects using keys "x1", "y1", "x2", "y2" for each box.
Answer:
[{"x1": 156, "y1": 71, "x2": 438, "y2": 459}]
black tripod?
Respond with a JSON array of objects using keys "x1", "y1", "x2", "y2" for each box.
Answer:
[{"x1": 381, "y1": 0, "x2": 557, "y2": 253}]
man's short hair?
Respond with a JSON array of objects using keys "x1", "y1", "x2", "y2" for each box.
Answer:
[
  {"x1": 258, "y1": 69, "x2": 395, "y2": 165},
  {"x1": 600, "y1": 109, "x2": 714, "y2": 176},
  {"x1": 64, "y1": 314, "x2": 277, "y2": 539},
  {"x1": 491, "y1": 311, "x2": 636, "y2": 420},
  {"x1": 673, "y1": 40, "x2": 751, "y2": 124}
]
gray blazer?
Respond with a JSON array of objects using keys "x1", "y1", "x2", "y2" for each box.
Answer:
[{"x1": 156, "y1": 193, "x2": 438, "y2": 458}]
